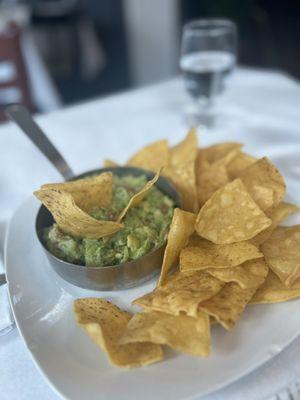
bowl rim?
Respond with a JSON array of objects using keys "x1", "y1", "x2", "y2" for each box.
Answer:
[{"x1": 35, "y1": 165, "x2": 181, "y2": 271}]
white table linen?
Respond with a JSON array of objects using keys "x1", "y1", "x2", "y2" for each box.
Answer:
[{"x1": 1, "y1": 68, "x2": 300, "y2": 400}]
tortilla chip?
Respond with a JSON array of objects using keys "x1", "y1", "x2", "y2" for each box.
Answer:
[
  {"x1": 262, "y1": 225, "x2": 300, "y2": 286},
  {"x1": 134, "y1": 271, "x2": 224, "y2": 317},
  {"x1": 103, "y1": 159, "x2": 118, "y2": 167},
  {"x1": 200, "y1": 142, "x2": 243, "y2": 165},
  {"x1": 195, "y1": 148, "x2": 210, "y2": 174},
  {"x1": 117, "y1": 169, "x2": 161, "y2": 222},
  {"x1": 170, "y1": 128, "x2": 198, "y2": 166},
  {"x1": 199, "y1": 280, "x2": 263, "y2": 330},
  {"x1": 127, "y1": 139, "x2": 169, "y2": 171},
  {"x1": 157, "y1": 208, "x2": 196, "y2": 286},
  {"x1": 226, "y1": 151, "x2": 257, "y2": 180},
  {"x1": 74, "y1": 298, "x2": 163, "y2": 368},
  {"x1": 119, "y1": 310, "x2": 210, "y2": 357},
  {"x1": 163, "y1": 160, "x2": 198, "y2": 212},
  {"x1": 197, "y1": 161, "x2": 229, "y2": 206},
  {"x1": 159, "y1": 130, "x2": 199, "y2": 212},
  {"x1": 180, "y1": 238, "x2": 263, "y2": 272},
  {"x1": 186, "y1": 234, "x2": 205, "y2": 247},
  {"x1": 206, "y1": 258, "x2": 269, "y2": 289},
  {"x1": 251, "y1": 270, "x2": 300, "y2": 304},
  {"x1": 195, "y1": 179, "x2": 272, "y2": 244},
  {"x1": 251, "y1": 202, "x2": 299, "y2": 246},
  {"x1": 238, "y1": 157, "x2": 286, "y2": 212},
  {"x1": 41, "y1": 172, "x2": 113, "y2": 212},
  {"x1": 34, "y1": 188, "x2": 123, "y2": 239}
]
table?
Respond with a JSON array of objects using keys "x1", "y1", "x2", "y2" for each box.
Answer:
[{"x1": 1, "y1": 68, "x2": 300, "y2": 400}]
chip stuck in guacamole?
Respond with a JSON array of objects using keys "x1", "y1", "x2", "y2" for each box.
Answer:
[{"x1": 41, "y1": 174, "x2": 175, "y2": 267}]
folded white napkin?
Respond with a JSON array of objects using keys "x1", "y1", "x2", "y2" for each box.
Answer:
[
  {"x1": 0, "y1": 222, "x2": 14, "y2": 336},
  {"x1": 0, "y1": 282, "x2": 14, "y2": 336}
]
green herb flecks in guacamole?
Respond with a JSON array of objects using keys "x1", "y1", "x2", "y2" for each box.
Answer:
[{"x1": 43, "y1": 175, "x2": 175, "y2": 266}]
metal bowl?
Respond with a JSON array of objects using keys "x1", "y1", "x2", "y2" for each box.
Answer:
[{"x1": 35, "y1": 166, "x2": 181, "y2": 291}]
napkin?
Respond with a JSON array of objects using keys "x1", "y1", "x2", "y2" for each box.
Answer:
[
  {"x1": 0, "y1": 283, "x2": 14, "y2": 336},
  {"x1": 0, "y1": 221, "x2": 14, "y2": 336}
]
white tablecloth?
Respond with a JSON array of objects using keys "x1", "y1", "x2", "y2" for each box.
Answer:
[{"x1": 1, "y1": 68, "x2": 300, "y2": 400}]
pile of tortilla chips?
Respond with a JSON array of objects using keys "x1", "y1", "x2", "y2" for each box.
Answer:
[{"x1": 72, "y1": 130, "x2": 300, "y2": 368}]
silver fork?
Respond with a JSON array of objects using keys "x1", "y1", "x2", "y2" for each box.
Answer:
[
  {"x1": 0, "y1": 273, "x2": 6, "y2": 286},
  {"x1": 266, "y1": 380, "x2": 300, "y2": 400}
]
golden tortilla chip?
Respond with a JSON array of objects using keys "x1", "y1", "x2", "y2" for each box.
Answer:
[
  {"x1": 180, "y1": 238, "x2": 263, "y2": 272},
  {"x1": 197, "y1": 161, "x2": 229, "y2": 206},
  {"x1": 157, "y1": 208, "x2": 196, "y2": 286},
  {"x1": 74, "y1": 298, "x2": 163, "y2": 368},
  {"x1": 41, "y1": 172, "x2": 113, "y2": 212},
  {"x1": 199, "y1": 280, "x2": 263, "y2": 330},
  {"x1": 195, "y1": 179, "x2": 272, "y2": 244},
  {"x1": 163, "y1": 160, "x2": 198, "y2": 212},
  {"x1": 119, "y1": 310, "x2": 210, "y2": 357},
  {"x1": 226, "y1": 151, "x2": 257, "y2": 180},
  {"x1": 251, "y1": 270, "x2": 300, "y2": 304},
  {"x1": 134, "y1": 271, "x2": 224, "y2": 317},
  {"x1": 195, "y1": 148, "x2": 210, "y2": 175},
  {"x1": 200, "y1": 142, "x2": 243, "y2": 165},
  {"x1": 206, "y1": 258, "x2": 269, "y2": 289},
  {"x1": 169, "y1": 128, "x2": 198, "y2": 166},
  {"x1": 186, "y1": 234, "x2": 206, "y2": 247},
  {"x1": 117, "y1": 169, "x2": 161, "y2": 222},
  {"x1": 251, "y1": 202, "x2": 299, "y2": 246},
  {"x1": 262, "y1": 225, "x2": 300, "y2": 286},
  {"x1": 34, "y1": 188, "x2": 123, "y2": 239},
  {"x1": 238, "y1": 157, "x2": 286, "y2": 212},
  {"x1": 127, "y1": 139, "x2": 169, "y2": 171},
  {"x1": 103, "y1": 159, "x2": 118, "y2": 167}
]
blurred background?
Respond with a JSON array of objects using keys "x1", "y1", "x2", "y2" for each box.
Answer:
[{"x1": 0, "y1": 0, "x2": 299, "y2": 120}]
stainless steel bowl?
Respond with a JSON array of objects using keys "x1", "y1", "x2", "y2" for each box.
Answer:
[{"x1": 35, "y1": 166, "x2": 181, "y2": 291}]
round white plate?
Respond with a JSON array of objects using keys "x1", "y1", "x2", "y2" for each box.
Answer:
[{"x1": 5, "y1": 195, "x2": 300, "y2": 400}]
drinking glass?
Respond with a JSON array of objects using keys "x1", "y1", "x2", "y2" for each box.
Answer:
[{"x1": 180, "y1": 19, "x2": 237, "y2": 125}]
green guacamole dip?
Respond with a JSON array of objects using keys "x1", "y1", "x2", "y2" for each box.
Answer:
[{"x1": 43, "y1": 175, "x2": 175, "y2": 267}]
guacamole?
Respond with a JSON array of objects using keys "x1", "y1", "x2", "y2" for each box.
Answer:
[{"x1": 43, "y1": 175, "x2": 175, "y2": 266}]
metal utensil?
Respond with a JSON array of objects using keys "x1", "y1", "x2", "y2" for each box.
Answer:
[
  {"x1": 6, "y1": 104, "x2": 74, "y2": 180},
  {"x1": 0, "y1": 273, "x2": 6, "y2": 286},
  {"x1": 6, "y1": 104, "x2": 181, "y2": 290},
  {"x1": 265, "y1": 380, "x2": 300, "y2": 400}
]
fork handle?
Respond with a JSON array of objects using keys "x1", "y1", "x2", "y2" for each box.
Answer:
[{"x1": 0, "y1": 273, "x2": 6, "y2": 286}]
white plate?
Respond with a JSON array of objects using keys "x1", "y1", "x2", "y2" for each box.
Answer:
[{"x1": 5, "y1": 195, "x2": 300, "y2": 400}]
